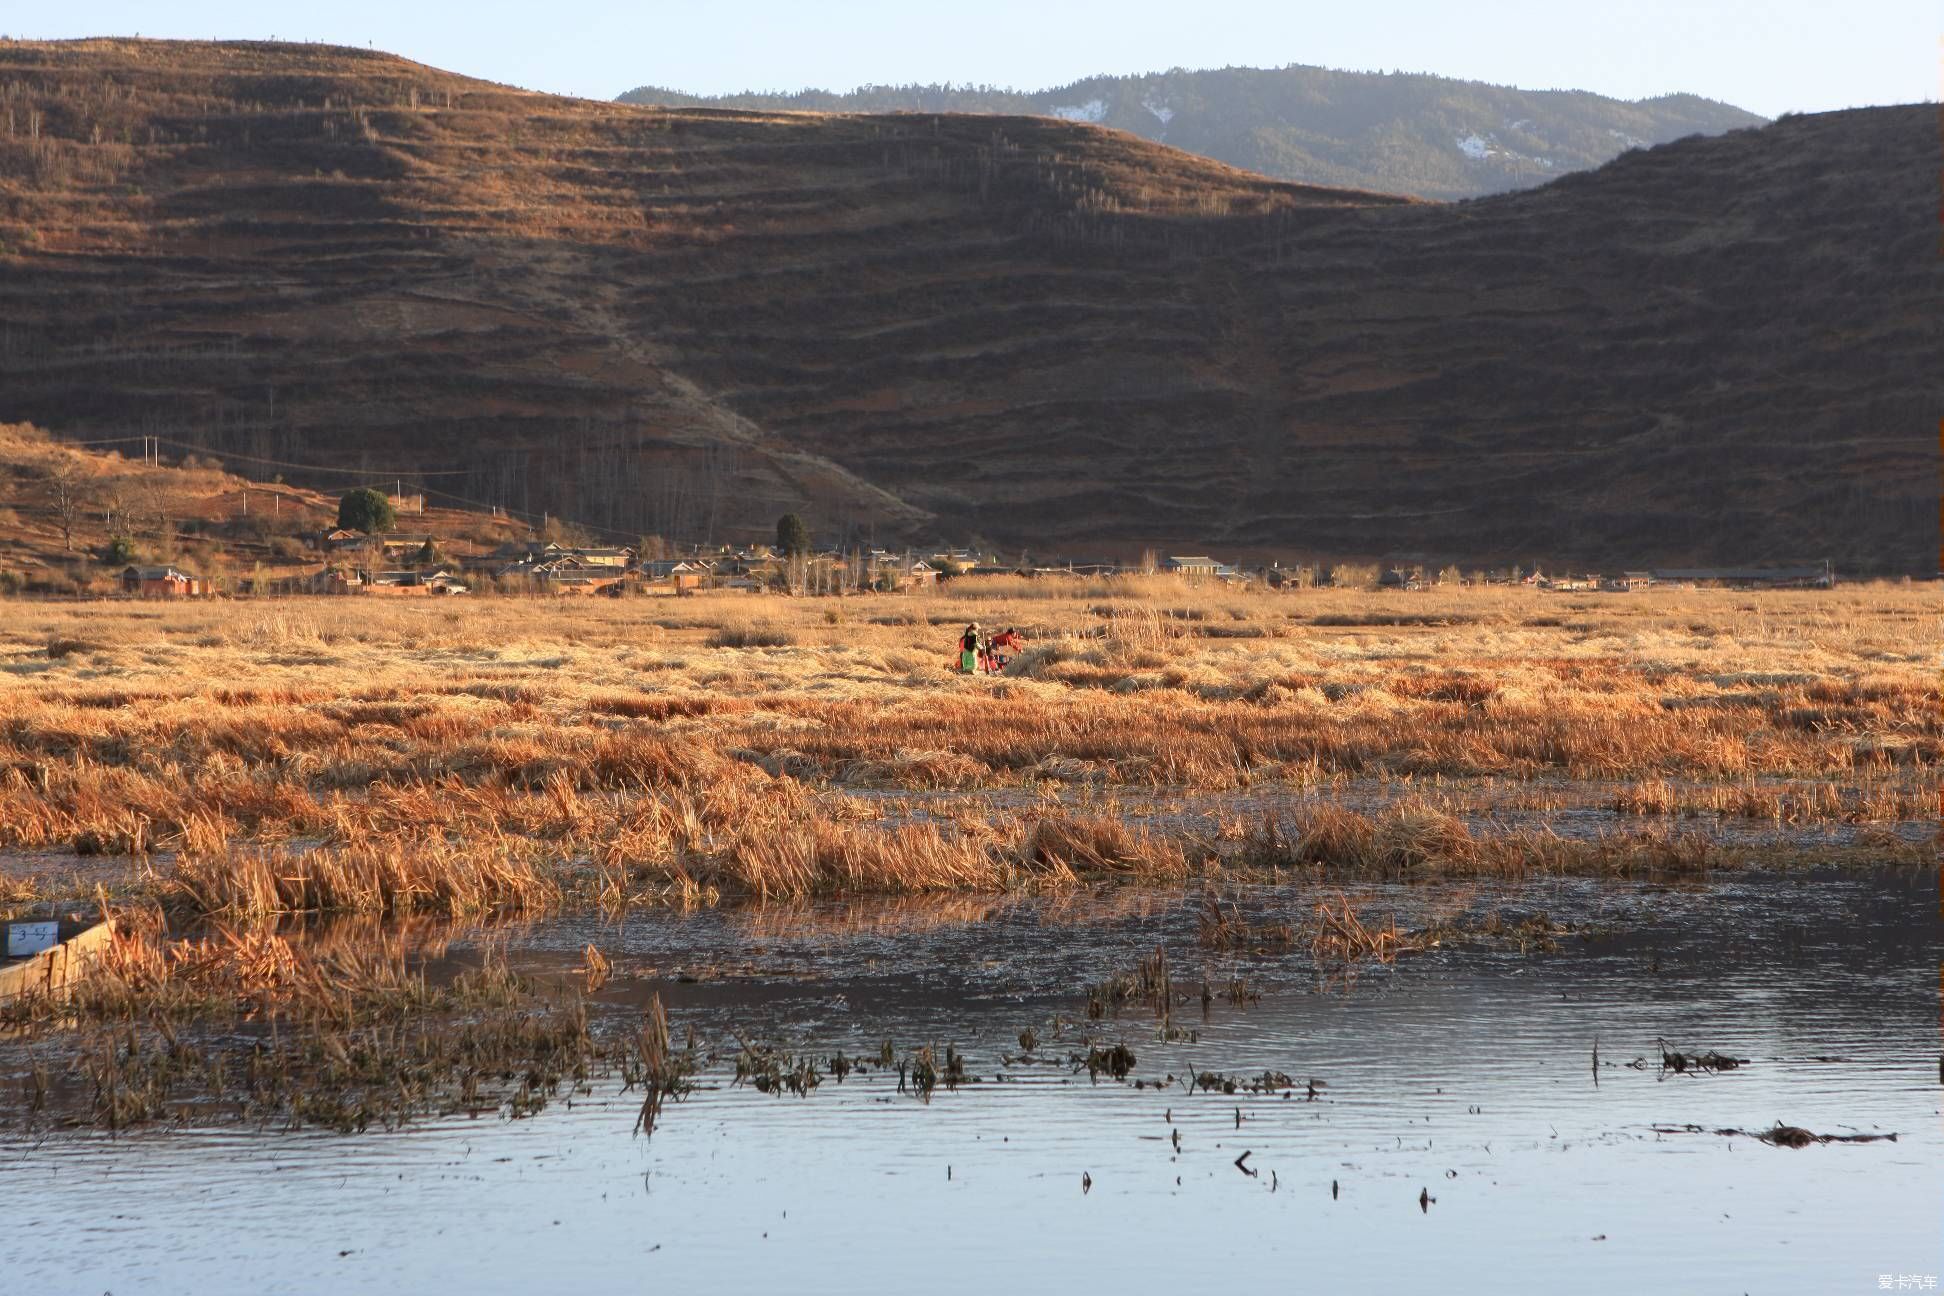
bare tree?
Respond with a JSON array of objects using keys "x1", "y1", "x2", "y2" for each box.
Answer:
[
  {"x1": 49, "y1": 465, "x2": 84, "y2": 552},
  {"x1": 100, "y1": 486, "x2": 127, "y2": 537},
  {"x1": 141, "y1": 482, "x2": 174, "y2": 560},
  {"x1": 361, "y1": 534, "x2": 387, "y2": 585}
]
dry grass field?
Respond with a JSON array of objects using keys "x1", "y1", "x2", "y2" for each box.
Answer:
[{"x1": 1, "y1": 581, "x2": 1934, "y2": 917}]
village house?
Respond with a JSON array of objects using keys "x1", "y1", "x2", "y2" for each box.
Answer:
[
  {"x1": 495, "y1": 553, "x2": 568, "y2": 579},
  {"x1": 366, "y1": 569, "x2": 411, "y2": 591},
  {"x1": 459, "y1": 541, "x2": 543, "y2": 574},
  {"x1": 491, "y1": 552, "x2": 626, "y2": 594},
  {"x1": 324, "y1": 529, "x2": 437, "y2": 560},
  {"x1": 482, "y1": 541, "x2": 638, "y2": 584},
  {"x1": 1379, "y1": 565, "x2": 1428, "y2": 590},
  {"x1": 367, "y1": 568, "x2": 468, "y2": 595},
  {"x1": 305, "y1": 566, "x2": 364, "y2": 595},
  {"x1": 637, "y1": 558, "x2": 709, "y2": 592},
  {"x1": 1649, "y1": 565, "x2": 1834, "y2": 589},
  {"x1": 572, "y1": 546, "x2": 636, "y2": 570},
  {"x1": 539, "y1": 573, "x2": 612, "y2": 594},
  {"x1": 1161, "y1": 555, "x2": 1220, "y2": 578},
  {"x1": 121, "y1": 565, "x2": 201, "y2": 597},
  {"x1": 379, "y1": 534, "x2": 438, "y2": 559},
  {"x1": 1265, "y1": 563, "x2": 1324, "y2": 590},
  {"x1": 858, "y1": 551, "x2": 939, "y2": 590},
  {"x1": 716, "y1": 550, "x2": 772, "y2": 579},
  {"x1": 483, "y1": 539, "x2": 564, "y2": 564},
  {"x1": 1545, "y1": 573, "x2": 1600, "y2": 592}
]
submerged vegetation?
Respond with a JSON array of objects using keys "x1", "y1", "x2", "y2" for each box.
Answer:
[{"x1": 1, "y1": 907, "x2": 599, "y2": 1132}]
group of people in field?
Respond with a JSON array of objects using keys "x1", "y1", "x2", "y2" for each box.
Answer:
[{"x1": 954, "y1": 623, "x2": 1022, "y2": 674}]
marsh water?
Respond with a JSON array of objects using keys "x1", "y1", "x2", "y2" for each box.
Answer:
[{"x1": 3, "y1": 865, "x2": 1938, "y2": 1294}]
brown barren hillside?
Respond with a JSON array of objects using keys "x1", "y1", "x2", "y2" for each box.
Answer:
[
  {"x1": 0, "y1": 421, "x2": 526, "y2": 591},
  {"x1": 0, "y1": 39, "x2": 1934, "y2": 570}
]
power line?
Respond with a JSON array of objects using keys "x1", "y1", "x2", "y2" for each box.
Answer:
[
  {"x1": 411, "y1": 482, "x2": 645, "y2": 543},
  {"x1": 148, "y1": 438, "x2": 476, "y2": 478},
  {"x1": 54, "y1": 431, "x2": 811, "y2": 547}
]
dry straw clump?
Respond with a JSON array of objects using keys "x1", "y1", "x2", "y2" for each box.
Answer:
[{"x1": 163, "y1": 834, "x2": 561, "y2": 920}]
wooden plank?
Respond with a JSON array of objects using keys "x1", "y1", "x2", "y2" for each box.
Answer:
[{"x1": 0, "y1": 919, "x2": 113, "y2": 1005}]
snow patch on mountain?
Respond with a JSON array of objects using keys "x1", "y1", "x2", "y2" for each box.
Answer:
[
  {"x1": 1050, "y1": 99, "x2": 1107, "y2": 123},
  {"x1": 1143, "y1": 97, "x2": 1175, "y2": 126},
  {"x1": 1458, "y1": 131, "x2": 1557, "y2": 169}
]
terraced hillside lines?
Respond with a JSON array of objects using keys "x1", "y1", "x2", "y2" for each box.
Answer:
[
  {"x1": 1246, "y1": 108, "x2": 1943, "y2": 564},
  {"x1": 619, "y1": 105, "x2": 1938, "y2": 566},
  {"x1": 0, "y1": 39, "x2": 1372, "y2": 549},
  {"x1": 0, "y1": 40, "x2": 1936, "y2": 570}
]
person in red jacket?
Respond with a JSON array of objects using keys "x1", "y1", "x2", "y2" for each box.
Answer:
[{"x1": 986, "y1": 627, "x2": 1022, "y2": 671}]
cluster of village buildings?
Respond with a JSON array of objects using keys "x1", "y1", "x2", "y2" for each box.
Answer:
[
  {"x1": 1376, "y1": 564, "x2": 1831, "y2": 592},
  {"x1": 288, "y1": 533, "x2": 960, "y2": 597},
  {"x1": 114, "y1": 534, "x2": 1837, "y2": 599}
]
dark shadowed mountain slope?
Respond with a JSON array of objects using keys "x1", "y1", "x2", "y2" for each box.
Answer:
[
  {"x1": 0, "y1": 40, "x2": 1933, "y2": 571},
  {"x1": 621, "y1": 64, "x2": 1764, "y2": 201}
]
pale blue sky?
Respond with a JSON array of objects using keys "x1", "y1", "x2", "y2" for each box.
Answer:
[{"x1": 8, "y1": 1, "x2": 1935, "y2": 117}]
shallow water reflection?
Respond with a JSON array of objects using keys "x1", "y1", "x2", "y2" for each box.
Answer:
[{"x1": 2, "y1": 867, "x2": 1937, "y2": 1294}]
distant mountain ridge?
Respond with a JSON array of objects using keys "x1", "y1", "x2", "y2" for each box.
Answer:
[{"x1": 619, "y1": 64, "x2": 1764, "y2": 200}]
